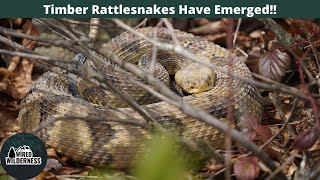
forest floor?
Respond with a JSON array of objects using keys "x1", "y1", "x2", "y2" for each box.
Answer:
[{"x1": 0, "y1": 18, "x2": 320, "y2": 179}]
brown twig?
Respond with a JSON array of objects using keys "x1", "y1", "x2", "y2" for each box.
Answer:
[
  {"x1": 0, "y1": 22, "x2": 308, "y2": 101},
  {"x1": 134, "y1": 18, "x2": 148, "y2": 29},
  {"x1": 1, "y1": 19, "x2": 286, "y2": 178},
  {"x1": 0, "y1": 49, "x2": 72, "y2": 64},
  {"x1": 0, "y1": 34, "x2": 34, "y2": 53},
  {"x1": 265, "y1": 152, "x2": 298, "y2": 180},
  {"x1": 233, "y1": 18, "x2": 242, "y2": 47},
  {"x1": 258, "y1": 18, "x2": 295, "y2": 46},
  {"x1": 226, "y1": 18, "x2": 234, "y2": 49},
  {"x1": 252, "y1": 73, "x2": 308, "y2": 100},
  {"x1": 113, "y1": 18, "x2": 308, "y2": 101},
  {"x1": 0, "y1": 25, "x2": 79, "y2": 51},
  {"x1": 47, "y1": 18, "x2": 161, "y2": 128},
  {"x1": 261, "y1": 95, "x2": 298, "y2": 149},
  {"x1": 109, "y1": 19, "x2": 285, "y2": 177}
]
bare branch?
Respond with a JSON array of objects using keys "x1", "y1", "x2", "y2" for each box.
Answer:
[
  {"x1": 97, "y1": 19, "x2": 284, "y2": 177},
  {"x1": 112, "y1": 18, "x2": 308, "y2": 101},
  {"x1": 258, "y1": 18, "x2": 295, "y2": 46},
  {"x1": 2, "y1": 19, "x2": 287, "y2": 177},
  {"x1": 0, "y1": 49, "x2": 72, "y2": 64},
  {"x1": 261, "y1": 94, "x2": 297, "y2": 149}
]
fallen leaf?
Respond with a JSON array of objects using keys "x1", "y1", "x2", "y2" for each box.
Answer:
[
  {"x1": 245, "y1": 50, "x2": 262, "y2": 74},
  {"x1": 310, "y1": 140, "x2": 320, "y2": 165},
  {"x1": 47, "y1": 148, "x2": 58, "y2": 158},
  {"x1": 35, "y1": 171, "x2": 58, "y2": 180},
  {"x1": 294, "y1": 127, "x2": 319, "y2": 149},
  {"x1": 21, "y1": 19, "x2": 39, "y2": 49},
  {"x1": 239, "y1": 114, "x2": 273, "y2": 142},
  {"x1": 234, "y1": 156, "x2": 260, "y2": 180},
  {"x1": 192, "y1": 18, "x2": 210, "y2": 26},
  {"x1": 249, "y1": 30, "x2": 263, "y2": 39},
  {"x1": 258, "y1": 49, "x2": 291, "y2": 82},
  {"x1": 0, "y1": 18, "x2": 38, "y2": 99},
  {"x1": 189, "y1": 20, "x2": 226, "y2": 35},
  {"x1": 8, "y1": 57, "x2": 33, "y2": 99},
  {"x1": 58, "y1": 167, "x2": 83, "y2": 175},
  {"x1": 12, "y1": 18, "x2": 27, "y2": 26},
  {"x1": 239, "y1": 114, "x2": 260, "y2": 140},
  {"x1": 255, "y1": 125, "x2": 273, "y2": 142},
  {"x1": 0, "y1": 68, "x2": 20, "y2": 98},
  {"x1": 0, "y1": 110, "x2": 19, "y2": 139},
  {"x1": 44, "y1": 159, "x2": 63, "y2": 173}
]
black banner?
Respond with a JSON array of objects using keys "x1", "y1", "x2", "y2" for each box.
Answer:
[{"x1": 0, "y1": 0, "x2": 318, "y2": 18}]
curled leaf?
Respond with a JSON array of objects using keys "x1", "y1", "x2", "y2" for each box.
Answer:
[
  {"x1": 234, "y1": 156, "x2": 260, "y2": 180},
  {"x1": 258, "y1": 49, "x2": 291, "y2": 82},
  {"x1": 294, "y1": 128, "x2": 320, "y2": 149}
]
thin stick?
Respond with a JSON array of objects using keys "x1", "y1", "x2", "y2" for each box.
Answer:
[
  {"x1": 260, "y1": 96, "x2": 298, "y2": 149},
  {"x1": 6, "y1": 20, "x2": 285, "y2": 177},
  {"x1": 233, "y1": 18, "x2": 242, "y2": 47},
  {"x1": 100, "y1": 19, "x2": 285, "y2": 177},
  {"x1": 113, "y1": 18, "x2": 308, "y2": 101},
  {"x1": 265, "y1": 152, "x2": 298, "y2": 180},
  {"x1": 0, "y1": 23, "x2": 308, "y2": 100}
]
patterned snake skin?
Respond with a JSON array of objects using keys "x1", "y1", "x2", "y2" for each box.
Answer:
[{"x1": 19, "y1": 27, "x2": 263, "y2": 168}]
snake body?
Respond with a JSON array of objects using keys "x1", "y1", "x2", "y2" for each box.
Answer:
[{"x1": 19, "y1": 27, "x2": 262, "y2": 168}]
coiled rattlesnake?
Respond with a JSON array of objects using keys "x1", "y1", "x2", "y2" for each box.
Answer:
[{"x1": 19, "y1": 27, "x2": 262, "y2": 168}]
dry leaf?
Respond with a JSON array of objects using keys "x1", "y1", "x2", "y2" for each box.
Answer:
[
  {"x1": 258, "y1": 49, "x2": 291, "y2": 82},
  {"x1": 246, "y1": 50, "x2": 262, "y2": 74},
  {"x1": 0, "y1": 68, "x2": 21, "y2": 99},
  {"x1": 58, "y1": 167, "x2": 84, "y2": 175},
  {"x1": 239, "y1": 114, "x2": 272, "y2": 142},
  {"x1": 294, "y1": 127, "x2": 319, "y2": 149},
  {"x1": 234, "y1": 156, "x2": 260, "y2": 180},
  {"x1": 44, "y1": 159, "x2": 63, "y2": 172},
  {"x1": 21, "y1": 19, "x2": 39, "y2": 49},
  {"x1": 189, "y1": 20, "x2": 226, "y2": 35},
  {"x1": 310, "y1": 140, "x2": 320, "y2": 165},
  {"x1": 35, "y1": 171, "x2": 58, "y2": 180},
  {"x1": 8, "y1": 56, "x2": 33, "y2": 99},
  {"x1": 0, "y1": 18, "x2": 38, "y2": 99},
  {"x1": 255, "y1": 125, "x2": 273, "y2": 142},
  {"x1": 192, "y1": 18, "x2": 210, "y2": 26}
]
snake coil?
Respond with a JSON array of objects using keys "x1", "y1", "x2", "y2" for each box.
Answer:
[{"x1": 19, "y1": 27, "x2": 262, "y2": 168}]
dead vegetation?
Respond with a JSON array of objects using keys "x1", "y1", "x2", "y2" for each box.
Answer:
[{"x1": 0, "y1": 18, "x2": 320, "y2": 179}]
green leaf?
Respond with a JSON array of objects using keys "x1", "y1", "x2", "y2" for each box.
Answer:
[
  {"x1": 0, "y1": 166, "x2": 10, "y2": 180},
  {"x1": 134, "y1": 132, "x2": 187, "y2": 180}
]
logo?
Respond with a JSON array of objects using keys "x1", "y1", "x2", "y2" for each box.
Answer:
[
  {"x1": 5, "y1": 145, "x2": 42, "y2": 165},
  {"x1": 1, "y1": 133, "x2": 47, "y2": 179}
]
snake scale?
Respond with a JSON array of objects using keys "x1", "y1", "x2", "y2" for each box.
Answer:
[{"x1": 18, "y1": 27, "x2": 263, "y2": 168}]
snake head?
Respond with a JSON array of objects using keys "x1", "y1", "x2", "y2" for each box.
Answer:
[{"x1": 175, "y1": 63, "x2": 216, "y2": 94}]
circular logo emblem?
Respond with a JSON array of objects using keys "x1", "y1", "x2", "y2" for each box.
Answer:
[{"x1": 0, "y1": 133, "x2": 47, "y2": 179}]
